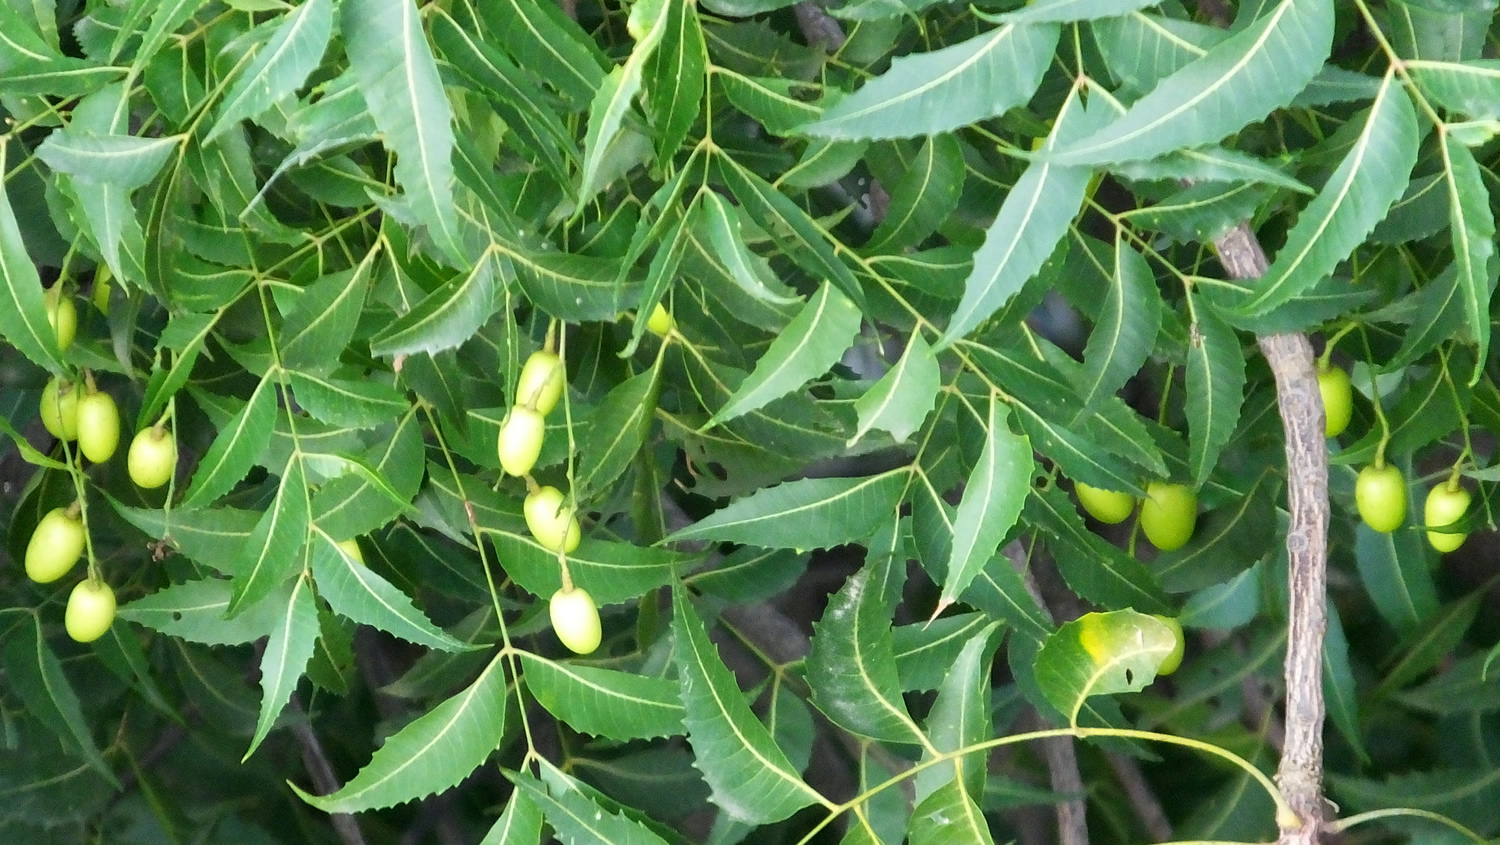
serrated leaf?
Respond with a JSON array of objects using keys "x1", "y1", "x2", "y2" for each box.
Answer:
[
  {"x1": 1439, "y1": 134, "x2": 1497, "y2": 384},
  {"x1": 705, "y1": 280, "x2": 862, "y2": 427},
  {"x1": 119, "y1": 578, "x2": 289, "y2": 645},
  {"x1": 937, "y1": 91, "x2": 1103, "y2": 347},
  {"x1": 576, "y1": 367, "x2": 660, "y2": 501},
  {"x1": 806, "y1": 567, "x2": 926, "y2": 745},
  {"x1": 476, "y1": 0, "x2": 607, "y2": 108},
  {"x1": 578, "y1": 0, "x2": 669, "y2": 205},
  {"x1": 489, "y1": 532, "x2": 684, "y2": 606},
  {"x1": 287, "y1": 371, "x2": 408, "y2": 429},
  {"x1": 343, "y1": 0, "x2": 463, "y2": 262},
  {"x1": 480, "y1": 789, "x2": 544, "y2": 845},
  {"x1": 245, "y1": 574, "x2": 319, "y2": 759},
  {"x1": 850, "y1": 330, "x2": 941, "y2": 446},
  {"x1": 36, "y1": 132, "x2": 180, "y2": 189},
  {"x1": 1330, "y1": 767, "x2": 1500, "y2": 835},
  {"x1": 295, "y1": 651, "x2": 509, "y2": 812},
  {"x1": 798, "y1": 23, "x2": 1059, "y2": 140},
  {"x1": 279, "y1": 255, "x2": 376, "y2": 370},
  {"x1": 510, "y1": 247, "x2": 641, "y2": 322},
  {"x1": 1225, "y1": 75, "x2": 1420, "y2": 317},
  {"x1": 671, "y1": 589, "x2": 826, "y2": 823},
  {"x1": 181, "y1": 377, "x2": 279, "y2": 509},
  {"x1": 369, "y1": 252, "x2": 498, "y2": 357},
  {"x1": 228, "y1": 455, "x2": 311, "y2": 615},
  {"x1": 696, "y1": 191, "x2": 800, "y2": 306},
  {"x1": 866, "y1": 133, "x2": 965, "y2": 252},
  {"x1": 1036, "y1": 610, "x2": 1177, "y2": 724},
  {"x1": 312, "y1": 412, "x2": 426, "y2": 538},
  {"x1": 1322, "y1": 601, "x2": 1367, "y2": 762},
  {"x1": 716, "y1": 71, "x2": 821, "y2": 136},
  {"x1": 643, "y1": 0, "x2": 705, "y2": 160},
  {"x1": 915, "y1": 624, "x2": 999, "y2": 803},
  {"x1": 1008, "y1": 400, "x2": 1145, "y2": 496},
  {"x1": 206, "y1": 0, "x2": 333, "y2": 142},
  {"x1": 1075, "y1": 241, "x2": 1161, "y2": 414},
  {"x1": 509, "y1": 772, "x2": 672, "y2": 845},
  {"x1": 1048, "y1": 0, "x2": 1331, "y2": 165},
  {"x1": 309, "y1": 528, "x2": 468, "y2": 651},
  {"x1": 1025, "y1": 484, "x2": 1171, "y2": 613},
  {"x1": 1185, "y1": 304, "x2": 1246, "y2": 487},
  {"x1": 1, "y1": 617, "x2": 116, "y2": 785},
  {"x1": 998, "y1": 0, "x2": 1159, "y2": 23},
  {"x1": 907, "y1": 777, "x2": 995, "y2": 845},
  {"x1": 941, "y1": 400, "x2": 1031, "y2": 607},
  {"x1": 520, "y1": 654, "x2": 684, "y2": 740},
  {"x1": 893, "y1": 613, "x2": 993, "y2": 691},
  {"x1": 1354, "y1": 520, "x2": 1439, "y2": 637},
  {"x1": 668, "y1": 468, "x2": 908, "y2": 550},
  {"x1": 1408, "y1": 58, "x2": 1500, "y2": 118},
  {"x1": 0, "y1": 148, "x2": 67, "y2": 373}
]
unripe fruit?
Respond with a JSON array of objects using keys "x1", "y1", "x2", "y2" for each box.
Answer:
[
  {"x1": 1355, "y1": 463, "x2": 1406, "y2": 533},
  {"x1": 65, "y1": 579, "x2": 116, "y2": 643},
  {"x1": 337, "y1": 538, "x2": 365, "y2": 565},
  {"x1": 76, "y1": 390, "x2": 120, "y2": 463},
  {"x1": 549, "y1": 586, "x2": 601, "y2": 654},
  {"x1": 127, "y1": 426, "x2": 177, "y2": 489},
  {"x1": 646, "y1": 303, "x2": 674, "y2": 337},
  {"x1": 1139, "y1": 482, "x2": 1197, "y2": 551},
  {"x1": 1318, "y1": 364, "x2": 1352, "y2": 438},
  {"x1": 39, "y1": 376, "x2": 80, "y2": 440},
  {"x1": 25, "y1": 506, "x2": 86, "y2": 583},
  {"x1": 92, "y1": 276, "x2": 111, "y2": 316},
  {"x1": 1154, "y1": 615, "x2": 1185, "y2": 675},
  {"x1": 1424, "y1": 483, "x2": 1472, "y2": 553},
  {"x1": 517, "y1": 350, "x2": 564, "y2": 416},
  {"x1": 1075, "y1": 481, "x2": 1136, "y2": 524},
  {"x1": 46, "y1": 287, "x2": 76, "y2": 352},
  {"x1": 497, "y1": 405, "x2": 545, "y2": 477},
  {"x1": 525, "y1": 486, "x2": 581, "y2": 554}
]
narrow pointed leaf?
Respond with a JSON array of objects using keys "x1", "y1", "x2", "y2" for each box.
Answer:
[
  {"x1": 941, "y1": 400, "x2": 1032, "y2": 606},
  {"x1": 667, "y1": 468, "x2": 908, "y2": 550},
  {"x1": 1049, "y1": 0, "x2": 1332, "y2": 165},
  {"x1": 1440, "y1": 134, "x2": 1497, "y2": 383},
  {"x1": 369, "y1": 253, "x2": 498, "y2": 357},
  {"x1": 850, "y1": 330, "x2": 941, "y2": 446},
  {"x1": 119, "y1": 578, "x2": 285, "y2": 645},
  {"x1": 488, "y1": 532, "x2": 684, "y2": 606},
  {"x1": 0, "y1": 155, "x2": 67, "y2": 373},
  {"x1": 643, "y1": 0, "x2": 706, "y2": 159},
  {"x1": 866, "y1": 133, "x2": 965, "y2": 253},
  {"x1": 279, "y1": 257, "x2": 376, "y2": 369},
  {"x1": 480, "y1": 789, "x2": 544, "y2": 845},
  {"x1": 672, "y1": 589, "x2": 825, "y2": 823},
  {"x1": 1076, "y1": 242, "x2": 1161, "y2": 413},
  {"x1": 798, "y1": 23, "x2": 1060, "y2": 140},
  {"x1": 343, "y1": 0, "x2": 463, "y2": 262},
  {"x1": 287, "y1": 371, "x2": 408, "y2": 429},
  {"x1": 705, "y1": 280, "x2": 863, "y2": 427},
  {"x1": 35, "y1": 132, "x2": 180, "y2": 189},
  {"x1": 1185, "y1": 305, "x2": 1246, "y2": 487},
  {"x1": 806, "y1": 566, "x2": 927, "y2": 745},
  {"x1": 477, "y1": 0, "x2": 607, "y2": 108},
  {"x1": 181, "y1": 378, "x2": 278, "y2": 509},
  {"x1": 228, "y1": 456, "x2": 311, "y2": 615},
  {"x1": 999, "y1": 0, "x2": 1159, "y2": 23},
  {"x1": 520, "y1": 654, "x2": 684, "y2": 740},
  {"x1": 916, "y1": 625, "x2": 999, "y2": 801},
  {"x1": 907, "y1": 777, "x2": 995, "y2": 845},
  {"x1": 509, "y1": 772, "x2": 672, "y2": 845},
  {"x1": 309, "y1": 529, "x2": 468, "y2": 651},
  {"x1": 1225, "y1": 75, "x2": 1420, "y2": 317},
  {"x1": 697, "y1": 191, "x2": 800, "y2": 306},
  {"x1": 245, "y1": 575, "x2": 319, "y2": 759},
  {"x1": 295, "y1": 652, "x2": 509, "y2": 812},
  {"x1": 206, "y1": 0, "x2": 333, "y2": 142},
  {"x1": 578, "y1": 0, "x2": 669, "y2": 204},
  {"x1": 1408, "y1": 58, "x2": 1500, "y2": 119},
  {"x1": 1025, "y1": 484, "x2": 1171, "y2": 613},
  {"x1": 576, "y1": 367, "x2": 661, "y2": 501},
  {"x1": 2, "y1": 617, "x2": 116, "y2": 784},
  {"x1": 1354, "y1": 521, "x2": 1439, "y2": 638}
]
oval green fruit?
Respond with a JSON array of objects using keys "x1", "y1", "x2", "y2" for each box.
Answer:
[
  {"x1": 39, "y1": 376, "x2": 80, "y2": 441},
  {"x1": 1424, "y1": 483, "x2": 1471, "y2": 553},
  {"x1": 127, "y1": 426, "x2": 177, "y2": 489},
  {"x1": 25, "y1": 506, "x2": 86, "y2": 583},
  {"x1": 1153, "y1": 615, "x2": 1185, "y2": 676},
  {"x1": 549, "y1": 586, "x2": 602, "y2": 654},
  {"x1": 497, "y1": 405, "x2": 545, "y2": 477},
  {"x1": 1075, "y1": 481, "x2": 1136, "y2": 524},
  {"x1": 1139, "y1": 482, "x2": 1197, "y2": 551},
  {"x1": 1355, "y1": 463, "x2": 1406, "y2": 533},
  {"x1": 646, "y1": 303, "x2": 675, "y2": 337},
  {"x1": 46, "y1": 287, "x2": 76, "y2": 352},
  {"x1": 65, "y1": 579, "x2": 116, "y2": 643},
  {"x1": 525, "y1": 486, "x2": 581, "y2": 554},
  {"x1": 517, "y1": 350, "x2": 564, "y2": 416},
  {"x1": 1317, "y1": 364, "x2": 1352, "y2": 438},
  {"x1": 76, "y1": 390, "x2": 120, "y2": 463}
]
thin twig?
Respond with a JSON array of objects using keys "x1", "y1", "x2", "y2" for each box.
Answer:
[
  {"x1": 288, "y1": 696, "x2": 368, "y2": 845},
  {"x1": 1106, "y1": 752, "x2": 1174, "y2": 843},
  {"x1": 1212, "y1": 222, "x2": 1330, "y2": 843}
]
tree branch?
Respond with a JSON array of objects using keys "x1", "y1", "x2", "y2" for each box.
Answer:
[{"x1": 1212, "y1": 222, "x2": 1330, "y2": 843}]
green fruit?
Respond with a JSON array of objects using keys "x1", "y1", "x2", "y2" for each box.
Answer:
[
  {"x1": 65, "y1": 579, "x2": 116, "y2": 643},
  {"x1": 1075, "y1": 481, "x2": 1136, "y2": 524},
  {"x1": 127, "y1": 427, "x2": 177, "y2": 489},
  {"x1": 517, "y1": 350, "x2": 564, "y2": 416},
  {"x1": 1154, "y1": 615, "x2": 1185, "y2": 675},
  {"x1": 46, "y1": 287, "x2": 76, "y2": 352},
  {"x1": 337, "y1": 538, "x2": 365, "y2": 565},
  {"x1": 25, "y1": 506, "x2": 86, "y2": 583},
  {"x1": 39, "y1": 376, "x2": 80, "y2": 441},
  {"x1": 1355, "y1": 463, "x2": 1406, "y2": 533},
  {"x1": 76, "y1": 390, "x2": 120, "y2": 463},
  {"x1": 497, "y1": 405, "x2": 545, "y2": 477},
  {"x1": 91, "y1": 276, "x2": 111, "y2": 316},
  {"x1": 549, "y1": 587, "x2": 602, "y2": 654},
  {"x1": 1424, "y1": 483, "x2": 1472, "y2": 553},
  {"x1": 646, "y1": 303, "x2": 674, "y2": 337},
  {"x1": 1318, "y1": 364, "x2": 1352, "y2": 438},
  {"x1": 525, "y1": 486, "x2": 581, "y2": 554},
  {"x1": 1139, "y1": 482, "x2": 1197, "y2": 551}
]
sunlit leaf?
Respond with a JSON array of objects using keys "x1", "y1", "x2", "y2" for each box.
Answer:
[{"x1": 1036, "y1": 610, "x2": 1178, "y2": 724}]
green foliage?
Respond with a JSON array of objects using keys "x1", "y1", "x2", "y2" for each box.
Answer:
[{"x1": 3, "y1": 0, "x2": 1500, "y2": 843}]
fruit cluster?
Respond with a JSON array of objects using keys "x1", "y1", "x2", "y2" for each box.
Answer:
[
  {"x1": 1075, "y1": 479, "x2": 1199, "y2": 552},
  {"x1": 25, "y1": 286, "x2": 182, "y2": 644},
  {"x1": 496, "y1": 346, "x2": 600, "y2": 655}
]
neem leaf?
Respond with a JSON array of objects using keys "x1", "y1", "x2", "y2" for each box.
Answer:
[
  {"x1": 1036, "y1": 610, "x2": 1177, "y2": 725},
  {"x1": 667, "y1": 468, "x2": 909, "y2": 551}
]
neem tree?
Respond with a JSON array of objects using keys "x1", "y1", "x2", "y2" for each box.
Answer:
[{"x1": 1, "y1": 0, "x2": 1498, "y2": 843}]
